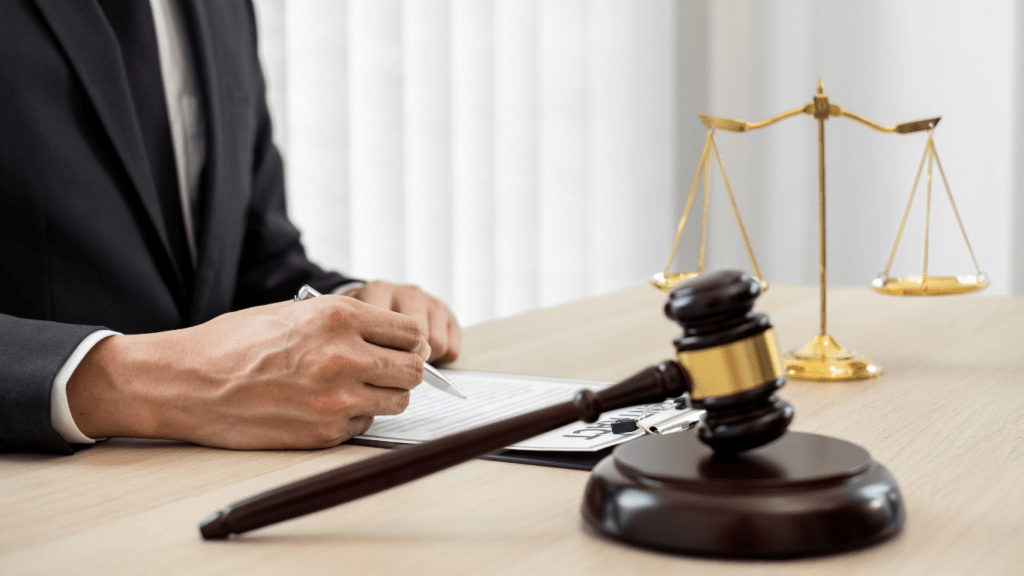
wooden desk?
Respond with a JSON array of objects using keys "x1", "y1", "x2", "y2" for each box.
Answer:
[{"x1": 3, "y1": 284, "x2": 1023, "y2": 574}]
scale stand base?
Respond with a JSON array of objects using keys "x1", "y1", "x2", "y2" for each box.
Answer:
[
  {"x1": 784, "y1": 334, "x2": 881, "y2": 381},
  {"x1": 582, "y1": 431, "x2": 904, "y2": 559}
]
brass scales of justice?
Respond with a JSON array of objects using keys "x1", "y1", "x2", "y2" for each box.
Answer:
[{"x1": 652, "y1": 79, "x2": 989, "y2": 382}]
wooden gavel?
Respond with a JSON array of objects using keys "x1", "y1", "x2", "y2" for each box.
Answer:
[{"x1": 200, "y1": 270, "x2": 791, "y2": 540}]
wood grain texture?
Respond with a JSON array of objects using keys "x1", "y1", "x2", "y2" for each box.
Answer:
[{"x1": 2, "y1": 284, "x2": 1023, "y2": 575}]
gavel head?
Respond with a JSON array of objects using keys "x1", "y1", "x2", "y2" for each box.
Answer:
[{"x1": 665, "y1": 270, "x2": 793, "y2": 454}]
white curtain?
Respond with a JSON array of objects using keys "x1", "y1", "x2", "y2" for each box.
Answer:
[
  {"x1": 254, "y1": 0, "x2": 1021, "y2": 329},
  {"x1": 253, "y1": 0, "x2": 704, "y2": 326}
]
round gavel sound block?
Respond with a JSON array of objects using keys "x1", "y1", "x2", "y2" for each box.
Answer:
[{"x1": 582, "y1": 271, "x2": 904, "y2": 558}]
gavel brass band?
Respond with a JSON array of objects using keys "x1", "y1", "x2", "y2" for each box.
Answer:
[{"x1": 677, "y1": 329, "x2": 784, "y2": 400}]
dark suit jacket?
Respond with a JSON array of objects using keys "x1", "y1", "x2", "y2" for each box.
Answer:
[{"x1": 0, "y1": 0, "x2": 353, "y2": 453}]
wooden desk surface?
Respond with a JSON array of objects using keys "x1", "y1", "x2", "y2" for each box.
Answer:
[{"x1": 3, "y1": 284, "x2": 1023, "y2": 575}]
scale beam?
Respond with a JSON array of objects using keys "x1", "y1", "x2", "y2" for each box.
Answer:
[{"x1": 699, "y1": 108, "x2": 940, "y2": 135}]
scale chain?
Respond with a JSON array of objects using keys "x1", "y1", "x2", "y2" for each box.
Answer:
[
  {"x1": 709, "y1": 136, "x2": 766, "y2": 285},
  {"x1": 929, "y1": 139, "x2": 983, "y2": 275},
  {"x1": 883, "y1": 137, "x2": 931, "y2": 277},
  {"x1": 663, "y1": 133, "x2": 712, "y2": 276},
  {"x1": 924, "y1": 137, "x2": 934, "y2": 278}
]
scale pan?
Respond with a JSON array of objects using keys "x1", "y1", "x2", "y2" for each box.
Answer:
[
  {"x1": 871, "y1": 274, "x2": 989, "y2": 296},
  {"x1": 651, "y1": 272, "x2": 769, "y2": 293},
  {"x1": 650, "y1": 272, "x2": 702, "y2": 292}
]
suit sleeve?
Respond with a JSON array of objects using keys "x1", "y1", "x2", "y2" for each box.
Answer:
[
  {"x1": 231, "y1": 3, "x2": 356, "y2": 310},
  {"x1": 0, "y1": 314, "x2": 104, "y2": 454}
]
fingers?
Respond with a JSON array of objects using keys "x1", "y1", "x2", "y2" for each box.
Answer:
[
  {"x1": 439, "y1": 316, "x2": 461, "y2": 364},
  {"x1": 349, "y1": 415, "x2": 375, "y2": 437},
  {"x1": 304, "y1": 295, "x2": 426, "y2": 395},
  {"x1": 358, "y1": 385, "x2": 412, "y2": 416},
  {"x1": 320, "y1": 378, "x2": 412, "y2": 421},
  {"x1": 389, "y1": 284, "x2": 429, "y2": 330},
  {"x1": 339, "y1": 298, "x2": 428, "y2": 357},
  {"x1": 356, "y1": 279, "x2": 395, "y2": 309},
  {"x1": 424, "y1": 302, "x2": 446, "y2": 358},
  {"x1": 356, "y1": 342, "x2": 425, "y2": 391},
  {"x1": 361, "y1": 281, "x2": 431, "y2": 337},
  {"x1": 425, "y1": 301, "x2": 460, "y2": 363},
  {"x1": 390, "y1": 289, "x2": 434, "y2": 358},
  {"x1": 314, "y1": 415, "x2": 375, "y2": 449},
  {"x1": 356, "y1": 280, "x2": 461, "y2": 363}
]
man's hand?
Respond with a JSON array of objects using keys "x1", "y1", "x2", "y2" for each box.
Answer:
[
  {"x1": 65, "y1": 296, "x2": 430, "y2": 450},
  {"x1": 346, "y1": 280, "x2": 461, "y2": 364}
]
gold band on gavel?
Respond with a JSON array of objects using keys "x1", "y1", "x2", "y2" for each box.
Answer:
[{"x1": 677, "y1": 329, "x2": 784, "y2": 400}]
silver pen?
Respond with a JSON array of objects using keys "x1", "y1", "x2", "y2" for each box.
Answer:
[{"x1": 294, "y1": 284, "x2": 467, "y2": 399}]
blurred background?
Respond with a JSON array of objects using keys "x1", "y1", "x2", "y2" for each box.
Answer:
[{"x1": 253, "y1": 0, "x2": 1022, "y2": 327}]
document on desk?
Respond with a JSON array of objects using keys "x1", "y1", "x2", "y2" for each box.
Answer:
[{"x1": 357, "y1": 369, "x2": 699, "y2": 452}]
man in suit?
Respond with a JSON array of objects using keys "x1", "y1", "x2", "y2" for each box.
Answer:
[{"x1": 0, "y1": 0, "x2": 460, "y2": 454}]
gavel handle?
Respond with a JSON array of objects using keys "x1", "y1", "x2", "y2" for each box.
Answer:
[{"x1": 200, "y1": 360, "x2": 690, "y2": 539}]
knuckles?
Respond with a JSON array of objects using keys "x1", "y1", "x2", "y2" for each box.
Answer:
[
  {"x1": 393, "y1": 312, "x2": 423, "y2": 338},
  {"x1": 362, "y1": 352, "x2": 423, "y2": 388},
  {"x1": 309, "y1": 391, "x2": 355, "y2": 419},
  {"x1": 393, "y1": 283, "x2": 424, "y2": 301},
  {"x1": 388, "y1": 352, "x2": 425, "y2": 386},
  {"x1": 322, "y1": 299, "x2": 357, "y2": 331},
  {"x1": 409, "y1": 358, "x2": 425, "y2": 383}
]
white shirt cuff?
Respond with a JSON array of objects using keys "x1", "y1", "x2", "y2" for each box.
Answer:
[
  {"x1": 50, "y1": 330, "x2": 121, "y2": 444},
  {"x1": 331, "y1": 281, "x2": 365, "y2": 296}
]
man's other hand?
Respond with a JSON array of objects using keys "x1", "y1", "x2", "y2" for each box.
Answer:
[
  {"x1": 345, "y1": 280, "x2": 461, "y2": 364},
  {"x1": 65, "y1": 297, "x2": 430, "y2": 450}
]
